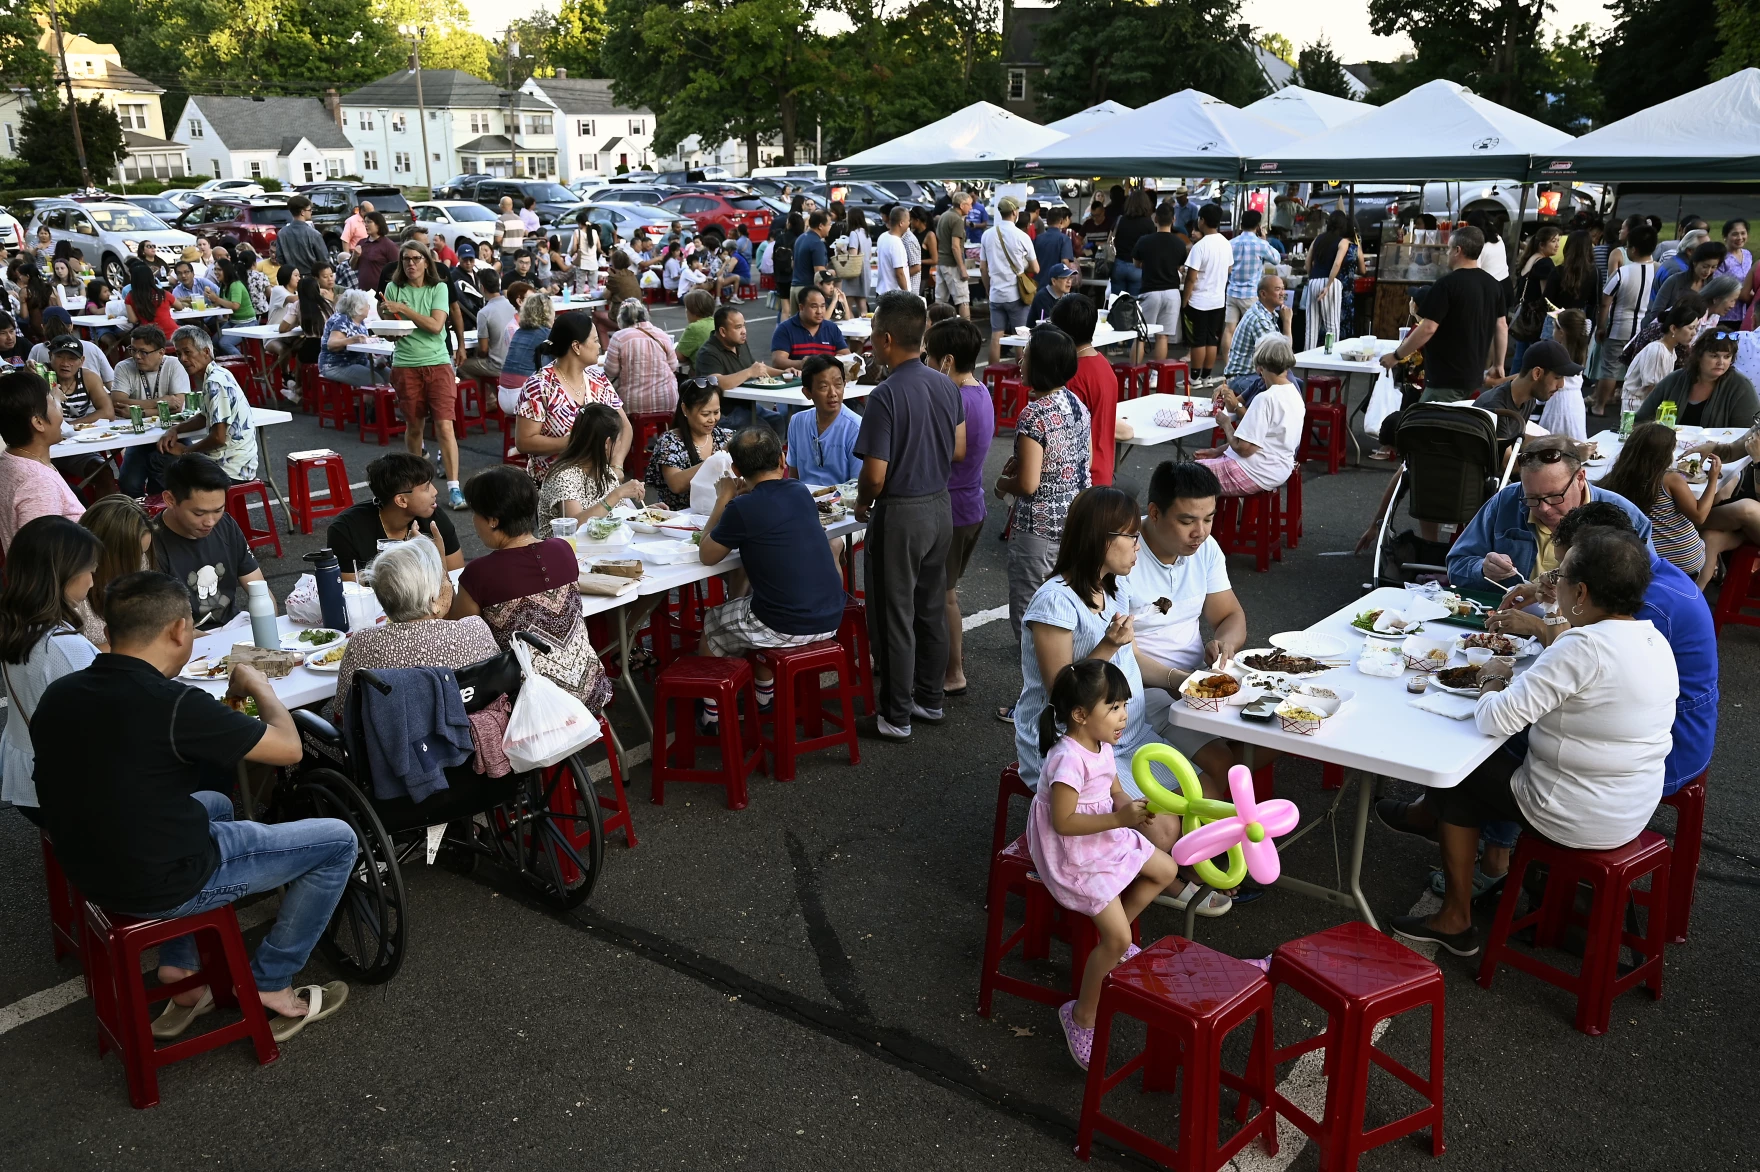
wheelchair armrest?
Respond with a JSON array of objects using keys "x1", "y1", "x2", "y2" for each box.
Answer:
[{"x1": 292, "y1": 708, "x2": 344, "y2": 747}]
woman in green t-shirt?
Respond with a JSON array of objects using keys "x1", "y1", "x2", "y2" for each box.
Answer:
[
  {"x1": 383, "y1": 241, "x2": 466, "y2": 509},
  {"x1": 216, "y1": 258, "x2": 257, "y2": 325}
]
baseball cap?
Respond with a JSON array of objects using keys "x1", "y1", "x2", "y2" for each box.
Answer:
[
  {"x1": 42, "y1": 306, "x2": 73, "y2": 331},
  {"x1": 996, "y1": 196, "x2": 1020, "y2": 218},
  {"x1": 48, "y1": 333, "x2": 84, "y2": 357},
  {"x1": 1521, "y1": 338, "x2": 1583, "y2": 377},
  {"x1": 815, "y1": 267, "x2": 837, "y2": 285},
  {"x1": 1048, "y1": 262, "x2": 1079, "y2": 280}
]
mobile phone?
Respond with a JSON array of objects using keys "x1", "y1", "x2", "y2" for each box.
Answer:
[{"x1": 1240, "y1": 696, "x2": 1280, "y2": 723}]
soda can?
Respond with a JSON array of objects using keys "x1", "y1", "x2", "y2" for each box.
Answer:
[
  {"x1": 1619, "y1": 410, "x2": 1636, "y2": 437},
  {"x1": 1324, "y1": 331, "x2": 1335, "y2": 354},
  {"x1": 157, "y1": 400, "x2": 170, "y2": 425},
  {"x1": 129, "y1": 404, "x2": 145, "y2": 433}
]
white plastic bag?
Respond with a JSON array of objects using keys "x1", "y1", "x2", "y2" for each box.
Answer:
[
  {"x1": 688, "y1": 450, "x2": 735, "y2": 517},
  {"x1": 1364, "y1": 369, "x2": 1401, "y2": 440},
  {"x1": 285, "y1": 574, "x2": 325, "y2": 626},
  {"x1": 502, "y1": 638, "x2": 601, "y2": 773}
]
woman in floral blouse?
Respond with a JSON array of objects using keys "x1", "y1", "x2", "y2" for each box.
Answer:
[
  {"x1": 644, "y1": 375, "x2": 734, "y2": 511},
  {"x1": 515, "y1": 312, "x2": 628, "y2": 483}
]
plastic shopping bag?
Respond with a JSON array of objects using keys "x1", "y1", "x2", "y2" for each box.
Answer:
[
  {"x1": 688, "y1": 450, "x2": 736, "y2": 517},
  {"x1": 285, "y1": 574, "x2": 325, "y2": 626},
  {"x1": 502, "y1": 638, "x2": 601, "y2": 773},
  {"x1": 1364, "y1": 369, "x2": 1401, "y2": 440}
]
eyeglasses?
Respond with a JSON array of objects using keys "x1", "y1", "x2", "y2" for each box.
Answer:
[
  {"x1": 1520, "y1": 488, "x2": 1573, "y2": 510},
  {"x1": 1107, "y1": 531, "x2": 1141, "y2": 545},
  {"x1": 130, "y1": 345, "x2": 161, "y2": 357}
]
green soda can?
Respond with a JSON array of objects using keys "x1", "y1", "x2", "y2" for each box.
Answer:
[
  {"x1": 157, "y1": 400, "x2": 170, "y2": 426},
  {"x1": 129, "y1": 404, "x2": 144, "y2": 433},
  {"x1": 1324, "y1": 330, "x2": 1335, "y2": 354},
  {"x1": 1619, "y1": 410, "x2": 1636, "y2": 437}
]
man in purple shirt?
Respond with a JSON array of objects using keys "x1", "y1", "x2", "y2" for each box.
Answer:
[{"x1": 925, "y1": 315, "x2": 992, "y2": 696}]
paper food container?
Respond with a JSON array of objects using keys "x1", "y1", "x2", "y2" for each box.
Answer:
[
  {"x1": 368, "y1": 319, "x2": 417, "y2": 337},
  {"x1": 1178, "y1": 667, "x2": 1262, "y2": 713},
  {"x1": 1276, "y1": 692, "x2": 1342, "y2": 735},
  {"x1": 1402, "y1": 635, "x2": 1453, "y2": 673}
]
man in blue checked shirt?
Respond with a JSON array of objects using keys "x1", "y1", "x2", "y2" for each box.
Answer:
[
  {"x1": 1221, "y1": 273, "x2": 1291, "y2": 398},
  {"x1": 1223, "y1": 209, "x2": 1281, "y2": 358}
]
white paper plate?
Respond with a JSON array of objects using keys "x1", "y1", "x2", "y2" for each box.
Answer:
[
  {"x1": 284, "y1": 629, "x2": 345, "y2": 653},
  {"x1": 1453, "y1": 632, "x2": 1540, "y2": 659},
  {"x1": 304, "y1": 644, "x2": 348, "y2": 671},
  {"x1": 1267, "y1": 631, "x2": 1348, "y2": 659},
  {"x1": 180, "y1": 655, "x2": 231, "y2": 681}
]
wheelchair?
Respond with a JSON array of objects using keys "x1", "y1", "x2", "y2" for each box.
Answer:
[{"x1": 279, "y1": 632, "x2": 607, "y2": 985}]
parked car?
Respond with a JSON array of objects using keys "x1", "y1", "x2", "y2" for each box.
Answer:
[
  {"x1": 28, "y1": 199, "x2": 196, "y2": 289},
  {"x1": 467, "y1": 179, "x2": 582, "y2": 226},
  {"x1": 410, "y1": 199, "x2": 501, "y2": 249},
  {"x1": 172, "y1": 197, "x2": 296, "y2": 256},
  {"x1": 0, "y1": 211, "x2": 21, "y2": 253},
  {"x1": 659, "y1": 190, "x2": 773, "y2": 245},
  {"x1": 293, "y1": 183, "x2": 412, "y2": 250},
  {"x1": 804, "y1": 181, "x2": 932, "y2": 221},
  {"x1": 432, "y1": 174, "x2": 491, "y2": 201},
  {"x1": 564, "y1": 201, "x2": 696, "y2": 246},
  {"x1": 8, "y1": 197, "x2": 65, "y2": 233},
  {"x1": 565, "y1": 174, "x2": 611, "y2": 195},
  {"x1": 868, "y1": 179, "x2": 947, "y2": 207},
  {"x1": 581, "y1": 185, "x2": 671, "y2": 205},
  {"x1": 192, "y1": 177, "x2": 266, "y2": 198},
  {"x1": 119, "y1": 193, "x2": 186, "y2": 220},
  {"x1": 162, "y1": 188, "x2": 209, "y2": 212}
]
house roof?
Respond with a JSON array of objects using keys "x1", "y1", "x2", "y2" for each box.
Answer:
[
  {"x1": 122, "y1": 130, "x2": 187, "y2": 153},
  {"x1": 187, "y1": 96, "x2": 353, "y2": 151},
  {"x1": 342, "y1": 69, "x2": 515, "y2": 109},
  {"x1": 526, "y1": 77, "x2": 651, "y2": 117},
  {"x1": 600, "y1": 136, "x2": 623, "y2": 152},
  {"x1": 70, "y1": 64, "x2": 163, "y2": 95},
  {"x1": 456, "y1": 134, "x2": 515, "y2": 154}
]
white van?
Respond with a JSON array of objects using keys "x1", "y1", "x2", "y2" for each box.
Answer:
[{"x1": 752, "y1": 165, "x2": 826, "y2": 183}]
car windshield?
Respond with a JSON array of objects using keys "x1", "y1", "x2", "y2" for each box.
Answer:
[
  {"x1": 248, "y1": 206, "x2": 294, "y2": 226},
  {"x1": 726, "y1": 197, "x2": 768, "y2": 211},
  {"x1": 525, "y1": 184, "x2": 573, "y2": 203},
  {"x1": 360, "y1": 191, "x2": 410, "y2": 213},
  {"x1": 88, "y1": 206, "x2": 170, "y2": 232},
  {"x1": 447, "y1": 204, "x2": 497, "y2": 221}
]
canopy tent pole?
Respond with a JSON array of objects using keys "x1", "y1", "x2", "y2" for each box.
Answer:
[{"x1": 1511, "y1": 183, "x2": 1530, "y2": 269}]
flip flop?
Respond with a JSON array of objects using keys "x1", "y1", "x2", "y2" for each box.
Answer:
[
  {"x1": 151, "y1": 987, "x2": 214, "y2": 1039},
  {"x1": 269, "y1": 981, "x2": 349, "y2": 1043},
  {"x1": 942, "y1": 686, "x2": 968, "y2": 697}
]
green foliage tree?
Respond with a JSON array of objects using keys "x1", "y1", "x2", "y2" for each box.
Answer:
[
  {"x1": 1366, "y1": 0, "x2": 1552, "y2": 113},
  {"x1": 1033, "y1": 0, "x2": 1267, "y2": 122},
  {"x1": 1593, "y1": 0, "x2": 1718, "y2": 123},
  {"x1": 543, "y1": 0, "x2": 609, "y2": 79},
  {"x1": 0, "y1": 0, "x2": 51, "y2": 89},
  {"x1": 1294, "y1": 36, "x2": 1353, "y2": 97},
  {"x1": 1257, "y1": 32, "x2": 1294, "y2": 66},
  {"x1": 1542, "y1": 23, "x2": 1600, "y2": 131},
  {"x1": 1714, "y1": 0, "x2": 1760, "y2": 78},
  {"x1": 19, "y1": 95, "x2": 125, "y2": 185}
]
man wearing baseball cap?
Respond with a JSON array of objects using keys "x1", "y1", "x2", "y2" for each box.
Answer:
[
  {"x1": 1028, "y1": 262, "x2": 1078, "y2": 326},
  {"x1": 1473, "y1": 337, "x2": 1583, "y2": 444}
]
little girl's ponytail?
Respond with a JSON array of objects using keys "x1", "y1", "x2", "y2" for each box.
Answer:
[
  {"x1": 1037, "y1": 700, "x2": 1063, "y2": 756},
  {"x1": 1039, "y1": 658, "x2": 1133, "y2": 756}
]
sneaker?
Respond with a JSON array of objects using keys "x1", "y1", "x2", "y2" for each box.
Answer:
[
  {"x1": 447, "y1": 486, "x2": 467, "y2": 510},
  {"x1": 910, "y1": 701, "x2": 944, "y2": 724},
  {"x1": 1375, "y1": 798, "x2": 1440, "y2": 844},
  {"x1": 278, "y1": 380, "x2": 300, "y2": 403},
  {"x1": 858, "y1": 714, "x2": 911, "y2": 742},
  {"x1": 1390, "y1": 914, "x2": 1480, "y2": 957},
  {"x1": 1058, "y1": 1000, "x2": 1094, "y2": 1071}
]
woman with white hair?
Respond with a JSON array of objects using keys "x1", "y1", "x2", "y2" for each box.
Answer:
[
  {"x1": 498, "y1": 292, "x2": 556, "y2": 415},
  {"x1": 1192, "y1": 333, "x2": 1307, "y2": 495},
  {"x1": 328, "y1": 536, "x2": 499, "y2": 722},
  {"x1": 603, "y1": 296, "x2": 680, "y2": 416},
  {"x1": 317, "y1": 288, "x2": 386, "y2": 388}
]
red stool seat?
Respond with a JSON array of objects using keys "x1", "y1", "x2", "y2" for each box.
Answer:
[
  {"x1": 991, "y1": 762, "x2": 1032, "y2": 859},
  {"x1": 1212, "y1": 480, "x2": 1295, "y2": 573},
  {"x1": 651, "y1": 655, "x2": 766, "y2": 810},
  {"x1": 455, "y1": 377, "x2": 489, "y2": 436},
  {"x1": 1298, "y1": 399, "x2": 1347, "y2": 476},
  {"x1": 285, "y1": 450, "x2": 354, "y2": 535},
  {"x1": 357, "y1": 385, "x2": 406, "y2": 446},
  {"x1": 994, "y1": 376, "x2": 1026, "y2": 432},
  {"x1": 216, "y1": 355, "x2": 269, "y2": 408},
  {"x1": 224, "y1": 480, "x2": 280, "y2": 559},
  {"x1": 1146, "y1": 359, "x2": 1191, "y2": 397},
  {"x1": 1076, "y1": 936, "x2": 1278, "y2": 1169},
  {"x1": 1304, "y1": 374, "x2": 1344, "y2": 405},
  {"x1": 627, "y1": 412, "x2": 671, "y2": 484},
  {"x1": 315, "y1": 376, "x2": 357, "y2": 431},
  {"x1": 1478, "y1": 829, "x2": 1671, "y2": 1036},
  {"x1": 837, "y1": 597, "x2": 875, "y2": 716},
  {"x1": 1111, "y1": 361, "x2": 1150, "y2": 402},
  {"x1": 751, "y1": 640, "x2": 860, "y2": 781},
  {"x1": 1659, "y1": 774, "x2": 1706, "y2": 943},
  {"x1": 81, "y1": 903, "x2": 278, "y2": 1108},
  {"x1": 1712, "y1": 544, "x2": 1760, "y2": 631},
  {"x1": 555, "y1": 716, "x2": 637, "y2": 848},
  {"x1": 1269, "y1": 921, "x2": 1445, "y2": 1170},
  {"x1": 40, "y1": 830, "x2": 82, "y2": 963}
]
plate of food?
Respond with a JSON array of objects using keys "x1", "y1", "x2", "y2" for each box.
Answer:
[
  {"x1": 1235, "y1": 648, "x2": 1340, "y2": 678},
  {"x1": 1269, "y1": 630, "x2": 1348, "y2": 659},
  {"x1": 627, "y1": 507, "x2": 684, "y2": 534},
  {"x1": 1178, "y1": 670, "x2": 1259, "y2": 712},
  {"x1": 745, "y1": 374, "x2": 799, "y2": 389},
  {"x1": 1456, "y1": 631, "x2": 1540, "y2": 659},
  {"x1": 286, "y1": 628, "x2": 345, "y2": 651},
  {"x1": 73, "y1": 430, "x2": 120, "y2": 443},
  {"x1": 1349, "y1": 607, "x2": 1423, "y2": 637},
  {"x1": 304, "y1": 643, "x2": 348, "y2": 671},
  {"x1": 181, "y1": 655, "x2": 232, "y2": 681},
  {"x1": 1431, "y1": 665, "x2": 1484, "y2": 696}
]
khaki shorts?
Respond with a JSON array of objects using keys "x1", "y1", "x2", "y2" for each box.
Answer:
[
  {"x1": 391, "y1": 364, "x2": 458, "y2": 422},
  {"x1": 946, "y1": 520, "x2": 983, "y2": 589},
  {"x1": 935, "y1": 266, "x2": 971, "y2": 306},
  {"x1": 1225, "y1": 296, "x2": 1256, "y2": 325}
]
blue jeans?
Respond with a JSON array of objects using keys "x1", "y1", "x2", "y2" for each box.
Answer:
[
  {"x1": 135, "y1": 792, "x2": 356, "y2": 990},
  {"x1": 1110, "y1": 260, "x2": 1142, "y2": 297},
  {"x1": 118, "y1": 446, "x2": 155, "y2": 496}
]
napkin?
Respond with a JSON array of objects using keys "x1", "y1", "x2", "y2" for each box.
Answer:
[
  {"x1": 1401, "y1": 594, "x2": 1452, "y2": 624},
  {"x1": 1409, "y1": 691, "x2": 1478, "y2": 721},
  {"x1": 576, "y1": 573, "x2": 639, "y2": 597}
]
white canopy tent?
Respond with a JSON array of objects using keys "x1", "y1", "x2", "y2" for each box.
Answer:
[
  {"x1": 1245, "y1": 79, "x2": 1572, "y2": 181},
  {"x1": 1529, "y1": 67, "x2": 1760, "y2": 181},
  {"x1": 827, "y1": 101, "x2": 1066, "y2": 181},
  {"x1": 1017, "y1": 89, "x2": 1300, "y2": 178},
  {"x1": 1242, "y1": 86, "x2": 1373, "y2": 138},
  {"x1": 1044, "y1": 100, "x2": 1134, "y2": 137}
]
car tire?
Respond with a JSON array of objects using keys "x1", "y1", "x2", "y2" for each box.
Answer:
[{"x1": 102, "y1": 254, "x2": 128, "y2": 292}]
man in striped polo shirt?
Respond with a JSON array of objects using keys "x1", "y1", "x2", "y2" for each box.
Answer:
[{"x1": 768, "y1": 285, "x2": 861, "y2": 374}]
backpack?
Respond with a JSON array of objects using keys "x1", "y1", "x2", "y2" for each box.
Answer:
[{"x1": 1107, "y1": 292, "x2": 1148, "y2": 345}]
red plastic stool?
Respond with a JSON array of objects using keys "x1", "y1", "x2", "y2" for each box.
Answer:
[
  {"x1": 285, "y1": 450, "x2": 354, "y2": 535},
  {"x1": 1711, "y1": 544, "x2": 1760, "y2": 631},
  {"x1": 1659, "y1": 774, "x2": 1706, "y2": 943},
  {"x1": 553, "y1": 716, "x2": 637, "y2": 848},
  {"x1": 1212, "y1": 487, "x2": 1282, "y2": 573},
  {"x1": 981, "y1": 361, "x2": 1021, "y2": 398},
  {"x1": 40, "y1": 831, "x2": 83, "y2": 963},
  {"x1": 1477, "y1": 829, "x2": 1670, "y2": 1036},
  {"x1": 978, "y1": 835, "x2": 1141, "y2": 1015},
  {"x1": 81, "y1": 902, "x2": 279, "y2": 1109},
  {"x1": 1146, "y1": 359, "x2": 1191, "y2": 397},
  {"x1": 357, "y1": 385, "x2": 406, "y2": 446},
  {"x1": 994, "y1": 376, "x2": 1027, "y2": 431},
  {"x1": 751, "y1": 640, "x2": 860, "y2": 781},
  {"x1": 991, "y1": 762, "x2": 1033, "y2": 858},
  {"x1": 1268, "y1": 922, "x2": 1445, "y2": 1170},
  {"x1": 224, "y1": 480, "x2": 281, "y2": 559},
  {"x1": 837, "y1": 597, "x2": 875, "y2": 716},
  {"x1": 315, "y1": 376, "x2": 356, "y2": 431},
  {"x1": 627, "y1": 411, "x2": 672, "y2": 484},
  {"x1": 1111, "y1": 361, "x2": 1150, "y2": 402},
  {"x1": 1298, "y1": 399, "x2": 1348, "y2": 475},
  {"x1": 1075, "y1": 936, "x2": 1278, "y2": 1169},
  {"x1": 1304, "y1": 374, "x2": 1344, "y2": 405},
  {"x1": 650, "y1": 655, "x2": 766, "y2": 810},
  {"x1": 456, "y1": 377, "x2": 489, "y2": 436},
  {"x1": 215, "y1": 356, "x2": 269, "y2": 408}
]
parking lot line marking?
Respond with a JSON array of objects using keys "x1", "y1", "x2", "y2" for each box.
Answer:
[{"x1": 962, "y1": 604, "x2": 1009, "y2": 632}]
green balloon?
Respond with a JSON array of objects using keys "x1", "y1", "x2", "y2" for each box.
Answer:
[{"x1": 1129, "y1": 744, "x2": 1247, "y2": 889}]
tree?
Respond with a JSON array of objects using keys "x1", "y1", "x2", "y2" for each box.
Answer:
[
  {"x1": 19, "y1": 95, "x2": 125, "y2": 185},
  {"x1": 1715, "y1": 0, "x2": 1760, "y2": 78},
  {"x1": 0, "y1": 0, "x2": 52, "y2": 90},
  {"x1": 545, "y1": 0, "x2": 609, "y2": 78},
  {"x1": 1294, "y1": 36, "x2": 1353, "y2": 97},
  {"x1": 1542, "y1": 23, "x2": 1600, "y2": 132},
  {"x1": 1367, "y1": 0, "x2": 1554, "y2": 114},
  {"x1": 1594, "y1": 0, "x2": 1718, "y2": 123},
  {"x1": 1034, "y1": 0, "x2": 1266, "y2": 121},
  {"x1": 1258, "y1": 31, "x2": 1294, "y2": 66}
]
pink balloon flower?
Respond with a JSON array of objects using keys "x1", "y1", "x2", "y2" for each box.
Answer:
[{"x1": 1170, "y1": 765, "x2": 1301, "y2": 884}]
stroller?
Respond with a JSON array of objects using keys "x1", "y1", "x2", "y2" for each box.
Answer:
[
  {"x1": 281, "y1": 632, "x2": 606, "y2": 984},
  {"x1": 1370, "y1": 402, "x2": 1515, "y2": 587}
]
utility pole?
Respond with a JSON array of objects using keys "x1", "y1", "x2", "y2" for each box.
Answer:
[
  {"x1": 45, "y1": 0, "x2": 91, "y2": 189},
  {"x1": 402, "y1": 25, "x2": 434, "y2": 193},
  {"x1": 504, "y1": 29, "x2": 521, "y2": 178}
]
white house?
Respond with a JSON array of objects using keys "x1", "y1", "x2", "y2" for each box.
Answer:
[
  {"x1": 518, "y1": 73, "x2": 655, "y2": 182},
  {"x1": 341, "y1": 69, "x2": 564, "y2": 185},
  {"x1": 177, "y1": 96, "x2": 355, "y2": 185}
]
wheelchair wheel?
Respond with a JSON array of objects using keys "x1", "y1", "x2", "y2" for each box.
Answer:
[
  {"x1": 286, "y1": 768, "x2": 410, "y2": 984},
  {"x1": 485, "y1": 753, "x2": 605, "y2": 910}
]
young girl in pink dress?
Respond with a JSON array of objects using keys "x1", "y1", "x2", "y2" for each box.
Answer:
[{"x1": 1028, "y1": 659, "x2": 1180, "y2": 1069}]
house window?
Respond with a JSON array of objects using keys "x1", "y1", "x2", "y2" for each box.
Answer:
[
  {"x1": 394, "y1": 151, "x2": 412, "y2": 173},
  {"x1": 629, "y1": 120, "x2": 643, "y2": 136},
  {"x1": 462, "y1": 160, "x2": 477, "y2": 175},
  {"x1": 469, "y1": 112, "x2": 489, "y2": 134},
  {"x1": 576, "y1": 119, "x2": 594, "y2": 138},
  {"x1": 117, "y1": 103, "x2": 148, "y2": 130},
  {"x1": 188, "y1": 119, "x2": 203, "y2": 138},
  {"x1": 359, "y1": 111, "x2": 375, "y2": 131},
  {"x1": 249, "y1": 160, "x2": 262, "y2": 178},
  {"x1": 3, "y1": 123, "x2": 13, "y2": 153},
  {"x1": 326, "y1": 158, "x2": 342, "y2": 178},
  {"x1": 1007, "y1": 70, "x2": 1026, "y2": 101},
  {"x1": 524, "y1": 114, "x2": 552, "y2": 135},
  {"x1": 577, "y1": 153, "x2": 589, "y2": 170},
  {"x1": 363, "y1": 149, "x2": 379, "y2": 171},
  {"x1": 303, "y1": 161, "x2": 316, "y2": 182},
  {"x1": 391, "y1": 113, "x2": 407, "y2": 133},
  {"x1": 211, "y1": 158, "x2": 222, "y2": 177}
]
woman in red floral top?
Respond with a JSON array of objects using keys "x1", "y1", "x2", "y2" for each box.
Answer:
[{"x1": 515, "y1": 314, "x2": 630, "y2": 482}]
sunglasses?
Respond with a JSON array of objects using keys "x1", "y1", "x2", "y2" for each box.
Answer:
[
  {"x1": 1517, "y1": 446, "x2": 1576, "y2": 466},
  {"x1": 1708, "y1": 331, "x2": 1739, "y2": 342}
]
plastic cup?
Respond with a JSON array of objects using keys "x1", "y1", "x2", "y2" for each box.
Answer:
[
  {"x1": 551, "y1": 516, "x2": 580, "y2": 539},
  {"x1": 1465, "y1": 647, "x2": 1494, "y2": 667}
]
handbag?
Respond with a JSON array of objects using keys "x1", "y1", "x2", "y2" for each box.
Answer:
[
  {"x1": 1509, "y1": 269, "x2": 1550, "y2": 342},
  {"x1": 832, "y1": 235, "x2": 864, "y2": 280},
  {"x1": 502, "y1": 638, "x2": 601, "y2": 773}
]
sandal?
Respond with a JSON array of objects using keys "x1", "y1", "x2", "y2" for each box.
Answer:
[
  {"x1": 151, "y1": 987, "x2": 214, "y2": 1039},
  {"x1": 268, "y1": 981, "x2": 349, "y2": 1043},
  {"x1": 1153, "y1": 881, "x2": 1233, "y2": 918},
  {"x1": 996, "y1": 704, "x2": 1016, "y2": 725}
]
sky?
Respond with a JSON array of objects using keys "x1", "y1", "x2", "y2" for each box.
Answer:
[{"x1": 460, "y1": 0, "x2": 1616, "y2": 63}]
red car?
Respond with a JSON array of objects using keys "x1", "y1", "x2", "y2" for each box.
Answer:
[
  {"x1": 172, "y1": 198, "x2": 296, "y2": 255},
  {"x1": 659, "y1": 190, "x2": 772, "y2": 246}
]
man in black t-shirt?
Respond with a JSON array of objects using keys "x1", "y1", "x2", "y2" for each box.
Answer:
[
  {"x1": 1135, "y1": 203, "x2": 1190, "y2": 362},
  {"x1": 34, "y1": 571, "x2": 353, "y2": 1036},
  {"x1": 326, "y1": 451, "x2": 463, "y2": 579},
  {"x1": 150, "y1": 454, "x2": 265, "y2": 629},
  {"x1": 1380, "y1": 224, "x2": 1509, "y2": 402}
]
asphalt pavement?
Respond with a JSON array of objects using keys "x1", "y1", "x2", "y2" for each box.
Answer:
[{"x1": 1, "y1": 304, "x2": 1756, "y2": 1170}]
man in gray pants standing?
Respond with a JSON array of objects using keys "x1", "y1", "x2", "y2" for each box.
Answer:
[{"x1": 854, "y1": 292, "x2": 968, "y2": 742}]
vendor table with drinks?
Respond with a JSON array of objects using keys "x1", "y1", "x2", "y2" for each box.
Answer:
[{"x1": 1162, "y1": 584, "x2": 1524, "y2": 929}]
